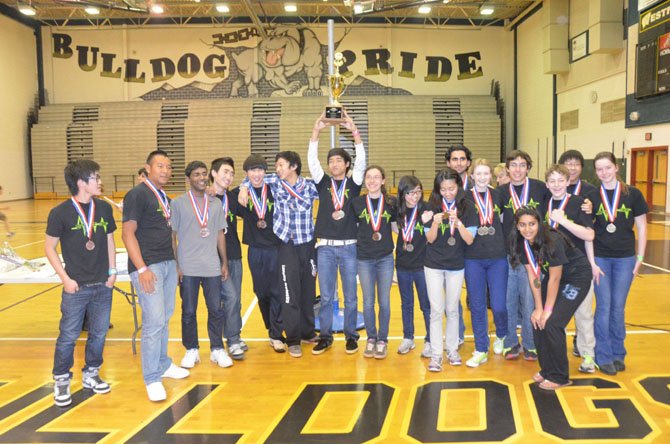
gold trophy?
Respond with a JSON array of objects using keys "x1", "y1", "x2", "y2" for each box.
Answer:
[{"x1": 324, "y1": 52, "x2": 347, "y2": 123}]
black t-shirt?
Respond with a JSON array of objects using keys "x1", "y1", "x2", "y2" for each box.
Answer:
[
  {"x1": 567, "y1": 180, "x2": 597, "y2": 202},
  {"x1": 217, "y1": 190, "x2": 242, "y2": 260},
  {"x1": 424, "y1": 198, "x2": 478, "y2": 270},
  {"x1": 314, "y1": 174, "x2": 362, "y2": 240},
  {"x1": 540, "y1": 194, "x2": 593, "y2": 255},
  {"x1": 234, "y1": 186, "x2": 281, "y2": 248},
  {"x1": 352, "y1": 194, "x2": 398, "y2": 260},
  {"x1": 464, "y1": 187, "x2": 507, "y2": 260},
  {"x1": 498, "y1": 178, "x2": 550, "y2": 251},
  {"x1": 395, "y1": 202, "x2": 430, "y2": 271},
  {"x1": 46, "y1": 198, "x2": 117, "y2": 285},
  {"x1": 122, "y1": 183, "x2": 174, "y2": 273},
  {"x1": 592, "y1": 185, "x2": 648, "y2": 258}
]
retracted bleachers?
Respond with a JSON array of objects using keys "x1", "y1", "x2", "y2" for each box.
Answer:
[{"x1": 461, "y1": 95, "x2": 501, "y2": 163}]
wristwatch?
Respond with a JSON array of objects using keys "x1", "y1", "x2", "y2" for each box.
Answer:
[{"x1": 108, "y1": 268, "x2": 118, "y2": 276}]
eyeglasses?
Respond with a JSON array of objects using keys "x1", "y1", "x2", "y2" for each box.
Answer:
[{"x1": 406, "y1": 190, "x2": 423, "y2": 196}]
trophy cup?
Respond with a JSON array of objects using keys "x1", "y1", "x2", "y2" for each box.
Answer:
[{"x1": 324, "y1": 52, "x2": 347, "y2": 123}]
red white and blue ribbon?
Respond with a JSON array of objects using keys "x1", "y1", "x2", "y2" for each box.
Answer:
[
  {"x1": 600, "y1": 182, "x2": 621, "y2": 224},
  {"x1": 220, "y1": 192, "x2": 229, "y2": 219},
  {"x1": 281, "y1": 178, "x2": 306, "y2": 202},
  {"x1": 442, "y1": 197, "x2": 457, "y2": 237},
  {"x1": 330, "y1": 177, "x2": 347, "y2": 210},
  {"x1": 401, "y1": 205, "x2": 418, "y2": 243},
  {"x1": 366, "y1": 194, "x2": 384, "y2": 232},
  {"x1": 471, "y1": 188, "x2": 493, "y2": 227},
  {"x1": 144, "y1": 179, "x2": 170, "y2": 221},
  {"x1": 572, "y1": 179, "x2": 582, "y2": 196},
  {"x1": 70, "y1": 197, "x2": 95, "y2": 240},
  {"x1": 509, "y1": 178, "x2": 530, "y2": 212},
  {"x1": 524, "y1": 239, "x2": 541, "y2": 282},
  {"x1": 548, "y1": 194, "x2": 570, "y2": 229},
  {"x1": 249, "y1": 183, "x2": 268, "y2": 220},
  {"x1": 188, "y1": 190, "x2": 209, "y2": 229},
  {"x1": 462, "y1": 175, "x2": 470, "y2": 190}
]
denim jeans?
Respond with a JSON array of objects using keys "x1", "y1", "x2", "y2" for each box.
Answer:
[
  {"x1": 130, "y1": 260, "x2": 178, "y2": 385},
  {"x1": 396, "y1": 268, "x2": 430, "y2": 342},
  {"x1": 220, "y1": 259, "x2": 243, "y2": 345},
  {"x1": 358, "y1": 254, "x2": 394, "y2": 342},
  {"x1": 504, "y1": 257, "x2": 535, "y2": 351},
  {"x1": 464, "y1": 258, "x2": 509, "y2": 352},
  {"x1": 318, "y1": 244, "x2": 359, "y2": 341},
  {"x1": 594, "y1": 256, "x2": 636, "y2": 366},
  {"x1": 180, "y1": 275, "x2": 224, "y2": 351},
  {"x1": 52, "y1": 283, "x2": 112, "y2": 379},
  {"x1": 424, "y1": 267, "x2": 464, "y2": 358},
  {"x1": 247, "y1": 246, "x2": 283, "y2": 340}
]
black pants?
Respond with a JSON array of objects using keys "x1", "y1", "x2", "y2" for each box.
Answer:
[
  {"x1": 247, "y1": 245, "x2": 284, "y2": 341},
  {"x1": 279, "y1": 240, "x2": 317, "y2": 347},
  {"x1": 533, "y1": 275, "x2": 590, "y2": 384}
]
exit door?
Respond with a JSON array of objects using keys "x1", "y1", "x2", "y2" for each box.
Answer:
[{"x1": 631, "y1": 146, "x2": 668, "y2": 212}]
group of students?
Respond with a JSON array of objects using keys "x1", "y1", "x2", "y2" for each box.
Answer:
[{"x1": 45, "y1": 113, "x2": 648, "y2": 405}]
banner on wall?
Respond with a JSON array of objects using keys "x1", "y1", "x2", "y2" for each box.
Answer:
[{"x1": 46, "y1": 26, "x2": 502, "y2": 101}]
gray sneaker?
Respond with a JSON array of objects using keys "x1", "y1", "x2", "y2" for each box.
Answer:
[
  {"x1": 82, "y1": 374, "x2": 111, "y2": 394},
  {"x1": 428, "y1": 357, "x2": 443, "y2": 372},
  {"x1": 374, "y1": 341, "x2": 388, "y2": 359},
  {"x1": 363, "y1": 339, "x2": 376, "y2": 358},
  {"x1": 54, "y1": 376, "x2": 72, "y2": 407},
  {"x1": 397, "y1": 338, "x2": 415, "y2": 355},
  {"x1": 288, "y1": 345, "x2": 302, "y2": 358},
  {"x1": 239, "y1": 340, "x2": 249, "y2": 351},
  {"x1": 228, "y1": 343, "x2": 245, "y2": 360},
  {"x1": 421, "y1": 341, "x2": 432, "y2": 358},
  {"x1": 447, "y1": 350, "x2": 462, "y2": 366}
]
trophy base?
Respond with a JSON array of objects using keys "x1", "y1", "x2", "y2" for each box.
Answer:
[{"x1": 323, "y1": 105, "x2": 344, "y2": 124}]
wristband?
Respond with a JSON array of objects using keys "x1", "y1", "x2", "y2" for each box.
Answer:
[
  {"x1": 137, "y1": 266, "x2": 148, "y2": 274},
  {"x1": 108, "y1": 268, "x2": 118, "y2": 276},
  {"x1": 351, "y1": 130, "x2": 360, "y2": 137},
  {"x1": 636, "y1": 255, "x2": 644, "y2": 262}
]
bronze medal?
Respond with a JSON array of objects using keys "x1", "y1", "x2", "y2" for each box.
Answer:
[
  {"x1": 332, "y1": 210, "x2": 345, "y2": 220},
  {"x1": 200, "y1": 227, "x2": 210, "y2": 238},
  {"x1": 533, "y1": 278, "x2": 541, "y2": 289},
  {"x1": 447, "y1": 236, "x2": 456, "y2": 246},
  {"x1": 85, "y1": 240, "x2": 95, "y2": 251},
  {"x1": 257, "y1": 219, "x2": 267, "y2": 229},
  {"x1": 488, "y1": 226, "x2": 496, "y2": 236},
  {"x1": 404, "y1": 243, "x2": 414, "y2": 252},
  {"x1": 372, "y1": 232, "x2": 382, "y2": 241},
  {"x1": 606, "y1": 223, "x2": 616, "y2": 233}
]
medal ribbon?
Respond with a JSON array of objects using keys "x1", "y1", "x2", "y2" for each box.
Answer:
[
  {"x1": 401, "y1": 206, "x2": 418, "y2": 243},
  {"x1": 600, "y1": 182, "x2": 621, "y2": 224},
  {"x1": 366, "y1": 194, "x2": 384, "y2": 233},
  {"x1": 70, "y1": 197, "x2": 95, "y2": 240},
  {"x1": 249, "y1": 184, "x2": 268, "y2": 221},
  {"x1": 572, "y1": 179, "x2": 582, "y2": 196},
  {"x1": 188, "y1": 190, "x2": 209, "y2": 229},
  {"x1": 509, "y1": 178, "x2": 530, "y2": 212},
  {"x1": 524, "y1": 240, "x2": 541, "y2": 282},
  {"x1": 471, "y1": 188, "x2": 493, "y2": 226},
  {"x1": 144, "y1": 179, "x2": 171, "y2": 220},
  {"x1": 281, "y1": 178, "x2": 306, "y2": 202},
  {"x1": 220, "y1": 192, "x2": 229, "y2": 219},
  {"x1": 548, "y1": 194, "x2": 570, "y2": 229},
  {"x1": 462, "y1": 175, "x2": 469, "y2": 190},
  {"x1": 330, "y1": 177, "x2": 347, "y2": 210},
  {"x1": 442, "y1": 198, "x2": 457, "y2": 237}
]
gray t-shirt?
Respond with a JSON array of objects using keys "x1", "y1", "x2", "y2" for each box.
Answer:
[{"x1": 171, "y1": 192, "x2": 227, "y2": 277}]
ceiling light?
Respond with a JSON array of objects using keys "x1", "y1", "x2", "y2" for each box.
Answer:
[
  {"x1": 18, "y1": 3, "x2": 36, "y2": 15},
  {"x1": 353, "y1": 3, "x2": 363, "y2": 13},
  {"x1": 150, "y1": 3, "x2": 164, "y2": 13},
  {"x1": 284, "y1": 3, "x2": 297, "y2": 12},
  {"x1": 215, "y1": 3, "x2": 229, "y2": 12},
  {"x1": 85, "y1": 6, "x2": 100, "y2": 14},
  {"x1": 443, "y1": 0, "x2": 451, "y2": 3},
  {"x1": 479, "y1": 4, "x2": 494, "y2": 15},
  {"x1": 418, "y1": 5, "x2": 431, "y2": 14}
]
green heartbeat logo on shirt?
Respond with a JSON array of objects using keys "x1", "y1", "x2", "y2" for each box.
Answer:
[
  {"x1": 359, "y1": 208, "x2": 392, "y2": 224},
  {"x1": 71, "y1": 217, "x2": 109, "y2": 235},
  {"x1": 542, "y1": 260, "x2": 549, "y2": 272},
  {"x1": 327, "y1": 187, "x2": 350, "y2": 199},
  {"x1": 595, "y1": 203, "x2": 632, "y2": 220},
  {"x1": 227, "y1": 210, "x2": 234, "y2": 222},
  {"x1": 414, "y1": 222, "x2": 425, "y2": 235},
  {"x1": 247, "y1": 199, "x2": 274, "y2": 212},
  {"x1": 504, "y1": 198, "x2": 540, "y2": 210}
]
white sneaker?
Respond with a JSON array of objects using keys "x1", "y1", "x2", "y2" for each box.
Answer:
[
  {"x1": 493, "y1": 337, "x2": 505, "y2": 355},
  {"x1": 146, "y1": 382, "x2": 167, "y2": 401},
  {"x1": 421, "y1": 341, "x2": 432, "y2": 358},
  {"x1": 161, "y1": 363, "x2": 190, "y2": 379},
  {"x1": 447, "y1": 351, "x2": 462, "y2": 366},
  {"x1": 269, "y1": 338, "x2": 287, "y2": 353},
  {"x1": 228, "y1": 343, "x2": 245, "y2": 360},
  {"x1": 466, "y1": 351, "x2": 488, "y2": 368},
  {"x1": 210, "y1": 349, "x2": 233, "y2": 368},
  {"x1": 180, "y1": 349, "x2": 200, "y2": 368},
  {"x1": 239, "y1": 340, "x2": 249, "y2": 351},
  {"x1": 397, "y1": 338, "x2": 415, "y2": 355}
]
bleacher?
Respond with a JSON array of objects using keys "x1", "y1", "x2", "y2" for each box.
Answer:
[{"x1": 30, "y1": 96, "x2": 501, "y2": 197}]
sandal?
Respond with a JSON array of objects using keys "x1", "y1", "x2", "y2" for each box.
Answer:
[
  {"x1": 539, "y1": 379, "x2": 573, "y2": 391},
  {"x1": 532, "y1": 372, "x2": 545, "y2": 383}
]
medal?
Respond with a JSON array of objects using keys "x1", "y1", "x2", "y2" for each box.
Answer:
[
  {"x1": 330, "y1": 177, "x2": 347, "y2": 219},
  {"x1": 472, "y1": 188, "x2": 494, "y2": 237},
  {"x1": 144, "y1": 179, "x2": 171, "y2": 224},
  {"x1": 400, "y1": 206, "x2": 419, "y2": 251},
  {"x1": 366, "y1": 194, "x2": 385, "y2": 242},
  {"x1": 188, "y1": 190, "x2": 210, "y2": 237},
  {"x1": 509, "y1": 178, "x2": 530, "y2": 212},
  {"x1": 477, "y1": 226, "x2": 488, "y2": 236},
  {"x1": 524, "y1": 239, "x2": 542, "y2": 289},
  {"x1": 442, "y1": 198, "x2": 457, "y2": 243},
  {"x1": 548, "y1": 194, "x2": 570, "y2": 229},
  {"x1": 71, "y1": 197, "x2": 96, "y2": 251},
  {"x1": 487, "y1": 226, "x2": 496, "y2": 236},
  {"x1": 250, "y1": 184, "x2": 268, "y2": 230},
  {"x1": 533, "y1": 278, "x2": 541, "y2": 289},
  {"x1": 447, "y1": 236, "x2": 456, "y2": 246},
  {"x1": 404, "y1": 243, "x2": 414, "y2": 252},
  {"x1": 600, "y1": 183, "x2": 621, "y2": 234}
]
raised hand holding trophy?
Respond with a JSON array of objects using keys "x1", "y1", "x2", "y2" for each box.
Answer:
[{"x1": 324, "y1": 52, "x2": 347, "y2": 123}]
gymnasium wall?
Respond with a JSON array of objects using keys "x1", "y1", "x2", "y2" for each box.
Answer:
[{"x1": 0, "y1": 15, "x2": 38, "y2": 201}]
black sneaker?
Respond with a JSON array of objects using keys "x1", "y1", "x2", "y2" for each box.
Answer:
[
  {"x1": 599, "y1": 363, "x2": 618, "y2": 375},
  {"x1": 312, "y1": 339, "x2": 332, "y2": 355},
  {"x1": 613, "y1": 360, "x2": 626, "y2": 372},
  {"x1": 345, "y1": 338, "x2": 359, "y2": 354},
  {"x1": 54, "y1": 377, "x2": 72, "y2": 407},
  {"x1": 572, "y1": 336, "x2": 580, "y2": 357},
  {"x1": 503, "y1": 343, "x2": 521, "y2": 360},
  {"x1": 82, "y1": 374, "x2": 111, "y2": 394}
]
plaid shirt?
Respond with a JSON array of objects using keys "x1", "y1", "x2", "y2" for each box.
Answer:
[{"x1": 242, "y1": 174, "x2": 319, "y2": 245}]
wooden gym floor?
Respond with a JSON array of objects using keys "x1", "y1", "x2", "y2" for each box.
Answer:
[{"x1": 0, "y1": 198, "x2": 669, "y2": 443}]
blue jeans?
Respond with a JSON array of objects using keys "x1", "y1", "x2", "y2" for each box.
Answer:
[
  {"x1": 180, "y1": 275, "x2": 224, "y2": 351},
  {"x1": 317, "y1": 244, "x2": 359, "y2": 341},
  {"x1": 130, "y1": 260, "x2": 178, "y2": 385},
  {"x1": 247, "y1": 246, "x2": 283, "y2": 340},
  {"x1": 220, "y1": 259, "x2": 243, "y2": 345},
  {"x1": 504, "y1": 257, "x2": 535, "y2": 351},
  {"x1": 464, "y1": 258, "x2": 508, "y2": 352},
  {"x1": 594, "y1": 256, "x2": 636, "y2": 366},
  {"x1": 358, "y1": 254, "x2": 394, "y2": 342},
  {"x1": 52, "y1": 283, "x2": 112, "y2": 379},
  {"x1": 396, "y1": 268, "x2": 430, "y2": 342}
]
